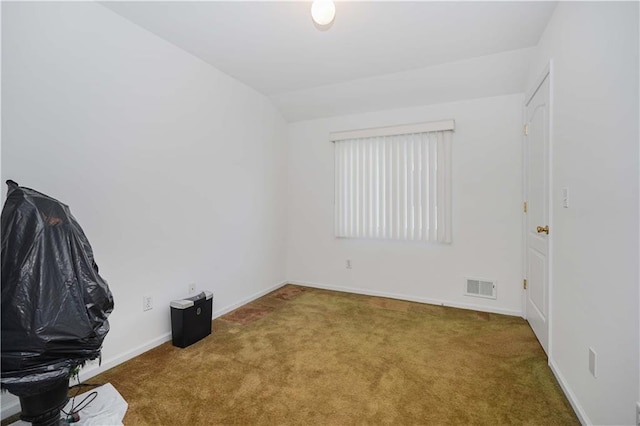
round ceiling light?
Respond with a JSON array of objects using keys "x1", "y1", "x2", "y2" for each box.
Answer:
[{"x1": 311, "y1": 0, "x2": 336, "y2": 26}]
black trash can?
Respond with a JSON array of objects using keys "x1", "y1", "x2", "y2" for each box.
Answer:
[{"x1": 170, "y1": 291, "x2": 213, "y2": 348}]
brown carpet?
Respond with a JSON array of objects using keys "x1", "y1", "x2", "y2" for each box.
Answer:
[{"x1": 39, "y1": 285, "x2": 581, "y2": 424}]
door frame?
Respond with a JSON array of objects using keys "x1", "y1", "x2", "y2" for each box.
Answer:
[{"x1": 522, "y1": 61, "x2": 554, "y2": 356}]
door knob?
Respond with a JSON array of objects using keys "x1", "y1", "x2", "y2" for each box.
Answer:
[{"x1": 536, "y1": 225, "x2": 549, "y2": 235}]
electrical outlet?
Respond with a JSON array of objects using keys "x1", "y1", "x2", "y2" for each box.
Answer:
[
  {"x1": 143, "y1": 296, "x2": 153, "y2": 311},
  {"x1": 188, "y1": 283, "x2": 196, "y2": 295},
  {"x1": 346, "y1": 259, "x2": 352, "y2": 269}
]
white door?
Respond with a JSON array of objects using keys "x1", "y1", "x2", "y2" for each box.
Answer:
[{"x1": 524, "y1": 72, "x2": 550, "y2": 354}]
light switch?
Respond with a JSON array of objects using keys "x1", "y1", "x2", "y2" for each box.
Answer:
[
  {"x1": 562, "y1": 188, "x2": 569, "y2": 208},
  {"x1": 588, "y1": 347, "x2": 597, "y2": 377}
]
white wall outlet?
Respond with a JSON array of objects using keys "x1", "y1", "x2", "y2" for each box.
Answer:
[
  {"x1": 188, "y1": 283, "x2": 196, "y2": 294},
  {"x1": 143, "y1": 296, "x2": 153, "y2": 311},
  {"x1": 346, "y1": 259, "x2": 352, "y2": 269},
  {"x1": 588, "y1": 347, "x2": 597, "y2": 378}
]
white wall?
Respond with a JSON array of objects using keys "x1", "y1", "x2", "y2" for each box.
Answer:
[
  {"x1": 526, "y1": 2, "x2": 639, "y2": 424},
  {"x1": 1, "y1": 1, "x2": 287, "y2": 416},
  {"x1": 286, "y1": 94, "x2": 524, "y2": 316}
]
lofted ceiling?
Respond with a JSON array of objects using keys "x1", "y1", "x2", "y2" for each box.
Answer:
[{"x1": 101, "y1": 1, "x2": 557, "y2": 121}]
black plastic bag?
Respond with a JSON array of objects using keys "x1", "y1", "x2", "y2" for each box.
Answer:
[{"x1": 1, "y1": 181, "x2": 113, "y2": 396}]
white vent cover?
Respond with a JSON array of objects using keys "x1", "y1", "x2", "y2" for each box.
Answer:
[{"x1": 465, "y1": 278, "x2": 497, "y2": 299}]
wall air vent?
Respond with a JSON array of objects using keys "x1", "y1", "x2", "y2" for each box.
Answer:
[{"x1": 465, "y1": 278, "x2": 497, "y2": 299}]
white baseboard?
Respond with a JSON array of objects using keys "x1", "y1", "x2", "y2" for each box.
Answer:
[
  {"x1": 76, "y1": 332, "x2": 173, "y2": 384},
  {"x1": 549, "y1": 359, "x2": 591, "y2": 425},
  {"x1": 0, "y1": 331, "x2": 176, "y2": 421},
  {"x1": 288, "y1": 280, "x2": 522, "y2": 317},
  {"x1": 78, "y1": 280, "x2": 288, "y2": 383},
  {"x1": 212, "y1": 280, "x2": 288, "y2": 319},
  {"x1": 0, "y1": 280, "x2": 289, "y2": 421}
]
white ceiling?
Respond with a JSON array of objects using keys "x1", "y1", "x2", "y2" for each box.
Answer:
[{"x1": 101, "y1": 1, "x2": 557, "y2": 121}]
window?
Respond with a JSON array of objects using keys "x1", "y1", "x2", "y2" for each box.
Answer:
[{"x1": 332, "y1": 120, "x2": 454, "y2": 243}]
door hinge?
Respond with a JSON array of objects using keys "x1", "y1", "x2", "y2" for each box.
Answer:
[
  {"x1": 523, "y1": 279, "x2": 528, "y2": 290},
  {"x1": 523, "y1": 201, "x2": 527, "y2": 213},
  {"x1": 523, "y1": 124, "x2": 529, "y2": 136}
]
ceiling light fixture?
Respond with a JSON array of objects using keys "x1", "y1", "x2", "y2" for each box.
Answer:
[{"x1": 311, "y1": 0, "x2": 336, "y2": 27}]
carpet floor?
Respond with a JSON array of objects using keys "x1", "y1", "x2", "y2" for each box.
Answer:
[{"x1": 83, "y1": 285, "x2": 576, "y2": 424}]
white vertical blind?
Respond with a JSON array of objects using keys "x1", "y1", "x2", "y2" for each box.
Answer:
[{"x1": 334, "y1": 127, "x2": 453, "y2": 243}]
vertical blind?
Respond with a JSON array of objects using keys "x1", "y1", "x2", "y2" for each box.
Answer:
[{"x1": 333, "y1": 121, "x2": 453, "y2": 243}]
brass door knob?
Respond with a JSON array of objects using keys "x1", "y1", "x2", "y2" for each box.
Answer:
[{"x1": 536, "y1": 225, "x2": 549, "y2": 235}]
